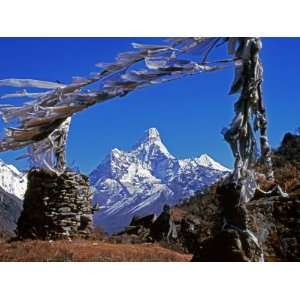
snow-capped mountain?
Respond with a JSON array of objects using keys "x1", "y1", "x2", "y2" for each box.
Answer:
[
  {"x1": 0, "y1": 160, "x2": 27, "y2": 200},
  {"x1": 90, "y1": 128, "x2": 230, "y2": 233}
]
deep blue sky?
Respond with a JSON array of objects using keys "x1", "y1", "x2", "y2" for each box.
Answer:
[{"x1": 0, "y1": 38, "x2": 299, "y2": 174}]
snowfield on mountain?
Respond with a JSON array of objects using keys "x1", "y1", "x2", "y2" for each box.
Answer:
[
  {"x1": 90, "y1": 128, "x2": 230, "y2": 233},
  {"x1": 0, "y1": 160, "x2": 27, "y2": 200}
]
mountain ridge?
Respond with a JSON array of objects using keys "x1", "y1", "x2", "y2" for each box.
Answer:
[{"x1": 90, "y1": 128, "x2": 230, "y2": 233}]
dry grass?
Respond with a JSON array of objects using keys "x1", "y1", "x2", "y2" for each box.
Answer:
[
  {"x1": 0, "y1": 239, "x2": 191, "y2": 262},
  {"x1": 170, "y1": 207, "x2": 190, "y2": 223},
  {"x1": 257, "y1": 160, "x2": 300, "y2": 196}
]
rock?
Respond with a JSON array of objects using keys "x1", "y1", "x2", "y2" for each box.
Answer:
[
  {"x1": 192, "y1": 229, "x2": 252, "y2": 262},
  {"x1": 129, "y1": 214, "x2": 156, "y2": 229},
  {"x1": 114, "y1": 206, "x2": 181, "y2": 246},
  {"x1": 58, "y1": 207, "x2": 72, "y2": 213},
  {"x1": 179, "y1": 217, "x2": 200, "y2": 253},
  {"x1": 150, "y1": 204, "x2": 177, "y2": 242}
]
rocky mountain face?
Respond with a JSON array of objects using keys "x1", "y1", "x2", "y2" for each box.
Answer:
[
  {"x1": 0, "y1": 160, "x2": 27, "y2": 236},
  {"x1": 90, "y1": 128, "x2": 230, "y2": 233}
]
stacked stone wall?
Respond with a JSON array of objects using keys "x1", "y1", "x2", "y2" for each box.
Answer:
[{"x1": 17, "y1": 168, "x2": 94, "y2": 240}]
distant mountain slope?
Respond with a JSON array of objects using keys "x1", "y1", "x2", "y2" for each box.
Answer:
[
  {"x1": 0, "y1": 186, "x2": 23, "y2": 236},
  {"x1": 0, "y1": 159, "x2": 27, "y2": 236},
  {"x1": 90, "y1": 128, "x2": 230, "y2": 233}
]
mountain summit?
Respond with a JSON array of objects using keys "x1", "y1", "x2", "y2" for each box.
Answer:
[
  {"x1": 90, "y1": 128, "x2": 230, "y2": 233},
  {"x1": 133, "y1": 127, "x2": 175, "y2": 162},
  {"x1": 138, "y1": 127, "x2": 162, "y2": 144}
]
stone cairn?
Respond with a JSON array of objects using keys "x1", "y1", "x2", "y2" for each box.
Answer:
[{"x1": 16, "y1": 168, "x2": 96, "y2": 240}]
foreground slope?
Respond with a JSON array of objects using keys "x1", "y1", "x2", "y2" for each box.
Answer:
[
  {"x1": 0, "y1": 239, "x2": 191, "y2": 262},
  {"x1": 177, "y1": 132, "x2": 300, "y2": 261}
]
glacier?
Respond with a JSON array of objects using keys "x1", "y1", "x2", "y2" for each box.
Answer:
[{"x1": 90, "y1": 128, "x2": 230, "y2": 234}]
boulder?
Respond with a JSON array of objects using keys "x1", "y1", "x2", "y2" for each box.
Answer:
[{"x1": 129, "y1": 214, "x2": 156, "y2": 229}]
